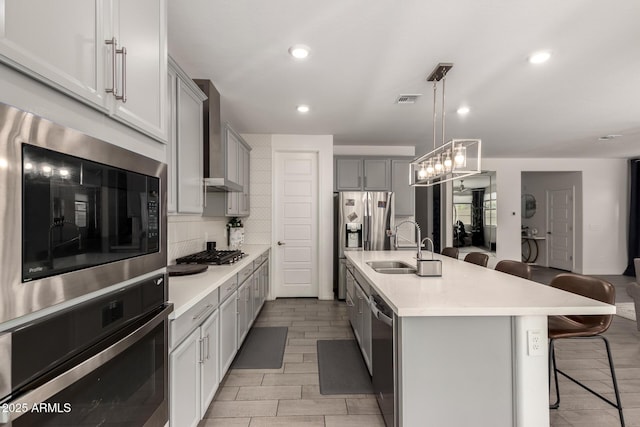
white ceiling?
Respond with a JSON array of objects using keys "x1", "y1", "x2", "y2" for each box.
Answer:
[{"x1": 168, "y1": 0, "x2": 640, "y2": 158}]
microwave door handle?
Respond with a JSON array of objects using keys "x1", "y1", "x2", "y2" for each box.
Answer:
[{"x1": 0, "y1": 304, "x2": 173, "y2": 425}]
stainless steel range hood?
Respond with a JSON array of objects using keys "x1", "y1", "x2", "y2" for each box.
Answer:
[{"x1": 194, "y1": 79, "x2": 242, "y2": 192}]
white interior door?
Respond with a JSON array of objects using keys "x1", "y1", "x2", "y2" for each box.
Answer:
[
  {"x1": 547, "y1": 188, "x2": 574, "y2": 271},
  {"x1": 274, "y1": 152, "x2": 319, "y2": 297}
]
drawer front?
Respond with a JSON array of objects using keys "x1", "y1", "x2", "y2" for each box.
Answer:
[
  {"x1": 170, "y1": 287, "x2": 219, "y2": 349},
  {"x1": 219, "y1": 275, "x2": 239, "y2": 303},
  {"x1": 238, "y1": 263, "x2": 254, "y2": 284}
]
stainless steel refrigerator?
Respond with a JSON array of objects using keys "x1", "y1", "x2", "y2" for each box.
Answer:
[{"x1": 334, "y1": 191, "x2": 394, "y2": 299}]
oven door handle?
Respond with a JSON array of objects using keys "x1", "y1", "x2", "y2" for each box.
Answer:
[{"x1": 0, "y1": 303, "x2": 173, "y2": 425}]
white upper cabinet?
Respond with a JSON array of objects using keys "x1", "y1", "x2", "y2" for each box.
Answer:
[
  {"x1": 0, "y1": 0, "x2": 108, "y2": 109},
  {"x1": 0, "y1": 0, "x2": 168, "y2": 141},
  {"x1": 109, "y1": 0, "x2": 168, "y2": 141}
]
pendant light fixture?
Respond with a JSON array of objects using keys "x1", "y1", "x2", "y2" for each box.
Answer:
[{"x1": 410, "y1": 63, "x2": 481, "y2": 187}]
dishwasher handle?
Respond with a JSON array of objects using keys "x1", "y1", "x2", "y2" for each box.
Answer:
[{"x1": 370, "y1": 296, "x2": 393, "y2": 327}]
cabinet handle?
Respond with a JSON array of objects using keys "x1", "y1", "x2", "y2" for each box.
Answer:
[
  {"x1": 198, "y1": 337, "x2": 205, "y2": 363},
  {"x1": 192, "y1": 304, "x2": 213, "y2": 321},
  {"x1": 205, "y1": 334, "x2": 210, "y2": 360},
  {"x1": 105, "y1": 38, "x2": 118, "y2": 97},
  {"x1": 115, "y1": 46, "x2": 127, "y2": 103}
]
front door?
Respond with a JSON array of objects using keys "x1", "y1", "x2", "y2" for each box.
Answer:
[
  {"x1": 274, "y1": 152, "x2": 319, "y2": 297},
  {"x1": 547, "y1": 188, "x2": 574, "y2": 271}
]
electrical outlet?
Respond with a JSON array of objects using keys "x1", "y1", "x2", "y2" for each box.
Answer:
[{"x1": 527, "y1": 329, "x2": 544, "y2": 356}]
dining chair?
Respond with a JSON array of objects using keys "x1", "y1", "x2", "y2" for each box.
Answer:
[
  {"x1": 548, "y1": 273, "x2": 624, "y2": 426},
  {"x1": 441, "y1": 247, "x2": 459, "y2": 259},
  {"x1": 463, "y1": 252, "x2": 489, "y2": 267},
  {"x1": 494, "y1": 260, "x2": 532, "y2": 280}
]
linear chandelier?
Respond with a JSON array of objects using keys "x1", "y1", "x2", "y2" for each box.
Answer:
[{"x1": 410, "y1": 63, "x2": 482, "y2": 187}]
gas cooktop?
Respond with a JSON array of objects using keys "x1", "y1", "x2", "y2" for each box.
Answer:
[{"x1": 175, "y1": 249, "x2": 245, "y2": 265}]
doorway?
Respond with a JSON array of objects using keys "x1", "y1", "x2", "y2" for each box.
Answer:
[
  {"x1": 521, "y1": 172, "x2": 580, "y2": 271},
  {"x1": 452, "y1": 172, "x2": 497, "y2": 258},
  {"x1": 273, "y1": 151, "x2": 319, "y2": 297},
  {"x1": 547, "y1": 188, "x2": 575, "y2": 271}
]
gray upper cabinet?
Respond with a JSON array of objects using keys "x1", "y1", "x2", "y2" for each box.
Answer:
[
  {"x1": 335, "y1": 158, "x2": 363, "y2": 191},
  {"x1": 363, "y1": 159, "x2": 390, "y2": 191},
  {"x1": 335, "y1": 157, "x2": 390, "y2": 191},
  {"x1": 392, "y1": 159, "x2": 415, "y2": 216},
  {"x1": 167, "y1": 57, "x2": 207, "y2": 214}
]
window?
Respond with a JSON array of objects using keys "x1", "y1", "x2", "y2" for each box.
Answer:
[
  {"x1": 454, "y1": 203, "x2": 472, "y2": 225},
  {"x1": 483, "y1": 192, "x2": 497, "y2": 226}
]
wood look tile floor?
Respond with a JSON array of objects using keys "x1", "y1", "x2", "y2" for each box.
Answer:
[
  {"x1": 199, "y1": 299, "x2": 385, "y2": 427},
  {"x1": 200, "y1": 268, "x2": 640, "y2": 427}
]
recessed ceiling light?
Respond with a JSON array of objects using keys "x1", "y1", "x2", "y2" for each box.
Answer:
[
  {"x1": 457, "y1": 106, "x2": 470, "y2": 115},
  {"x1": 296, "y1": 105, "x2": 310, "y2": 113},
  {"x1": 288, "y1": 44, "x2": 310, "y2": 59},
  {"x1": 528, "y1": 51, "x2": 551, "y2": 64}
]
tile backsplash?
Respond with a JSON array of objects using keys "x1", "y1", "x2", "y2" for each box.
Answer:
[{"x1": 167, "y1": 215, "x2": 227, "y2": 264}]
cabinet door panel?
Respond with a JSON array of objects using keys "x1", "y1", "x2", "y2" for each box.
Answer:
[
  {"x1": 219, "y1": 293, "x2": 238, "y2": 378},
  {"x1": 200, "y1": 310, "x2": 219, "y2": 417},
  {"x1": 0, "y1": 0, "x2": 106, "y2": 108},
  {"x1": 112, "y1": 0, "x2": 167, "y2": 140},
  {"x1": 335, "y1": 158, "x2": 363, "y2": 191},
  {"x1": 176, "y1": 78, "x2": 203, "y2": 213},
  {"x1": 226, "y1": 128, "x2": 239, "y2": 184},
  {"x1": 170, "y1": 328, "x2": 200, "y2": 427},
  {"x1": 392, "y1": 159, "x2": 414, "y2": 216},
  {"x1": 364, "y1": 159, "x2": 390, "y2": 191}
]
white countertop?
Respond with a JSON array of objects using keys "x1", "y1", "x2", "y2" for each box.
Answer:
[
  {"x1": 168, "y1": 244, "x2": 270, "y2": 319},
  {"x1": 346, "y1": 250, "x2": 616, "y2": 317}
]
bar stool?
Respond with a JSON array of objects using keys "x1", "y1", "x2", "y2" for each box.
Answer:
[
  {"x1": 548, "y1": 273, "x2": 625, "y2": 426},
  {"x1": 494, "y1": 260, "x2": 531, "y2": 280},
  {"x1": 463, "y1": 252, "x2": 489, "y2": 267},
  {"x1": 441, "y1": 247, "x2": 459, "y2": 259}
]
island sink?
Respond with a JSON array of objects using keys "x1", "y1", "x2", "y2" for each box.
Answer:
[{"x1": 367, "y1": 260, "x2": 416, "y2": 274}]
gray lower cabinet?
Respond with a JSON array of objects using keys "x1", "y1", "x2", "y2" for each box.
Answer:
[
  {"x1": 219, "y1": 290, "x2": 238, "y2": 377},
  {"x1": 169, "y1": 250, "x2": 270, "y2": 427},
  {"x1": 169, "y1": 308, "x2": 219, "y2": 427},
  {"x1": 199, "y1": 310, "x2": 220, "y2": 417},
  {"x1": 346, "y1": 264, "x2": 372, "y2": 375},
  {"x1": 170, "y1": 328, "x2": 200, "y2": 427},
  {"x1": 237, "y1": 277, "x2": 252, "y2": 345}
]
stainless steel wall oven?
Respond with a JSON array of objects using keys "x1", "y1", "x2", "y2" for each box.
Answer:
[
  {"x1": 0, "y1": 102, "x2": 167, "y2": 325},
  {"x1": 0, "y1": 274, "x2": 172, "y2": 426}
]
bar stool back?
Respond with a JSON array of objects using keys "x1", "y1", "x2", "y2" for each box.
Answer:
[
  {"x1": 548, "y1": 273, "x2": 624, "y2": 426},
  {"x1": 494, "y1": 260, "x2": 532, "y2": 280},
  {"x1": 441, "y1": 247, "x2": 459, "y2": 259},
  {"x1": 463, "y1": 252, "x2": 489, "y2": 267}
]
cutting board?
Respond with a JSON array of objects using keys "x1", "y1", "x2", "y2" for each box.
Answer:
[{"x1": 167, "y1": 264, "x2": 208, "y2": 277}]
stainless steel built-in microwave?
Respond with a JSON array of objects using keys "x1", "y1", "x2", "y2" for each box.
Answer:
[{"x1": 0, "y1": 102, "x2": 167, "y2": 325}]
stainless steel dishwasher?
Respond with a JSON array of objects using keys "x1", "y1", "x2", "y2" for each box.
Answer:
[{"x1": 370, "y1": 293, "x2": 395, "y2": 427}]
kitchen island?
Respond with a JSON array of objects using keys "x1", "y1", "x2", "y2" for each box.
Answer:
[{"x1": 345, "y1": 250, "x2": 615, "y2": 427}]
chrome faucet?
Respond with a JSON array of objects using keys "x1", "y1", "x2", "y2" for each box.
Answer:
[{"x1": 393, "y1": 220, "x2": 422, "y2": 260}]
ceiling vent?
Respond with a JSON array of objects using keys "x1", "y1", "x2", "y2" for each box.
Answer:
[{"x1": 396, "y1": 94, "x2": 422, "y2": 104}]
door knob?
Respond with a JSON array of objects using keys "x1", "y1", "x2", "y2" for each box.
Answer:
[{"x1": 277, "y1": 241, "x2": 285, "y2": 246}]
